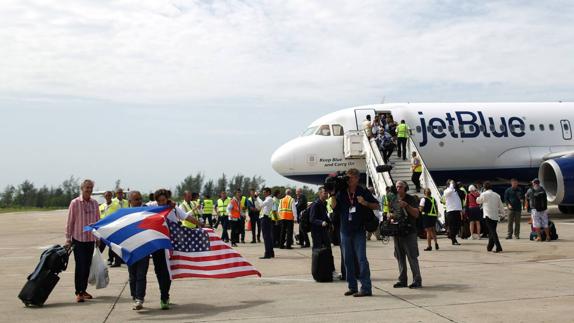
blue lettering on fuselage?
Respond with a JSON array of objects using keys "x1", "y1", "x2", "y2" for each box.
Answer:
[{"x1": 418, "y1": 111, "x2": 526, "y2": 147}]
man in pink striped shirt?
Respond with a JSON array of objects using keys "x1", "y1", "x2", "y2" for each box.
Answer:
[{"x1": 65, "y1": 179, "x2": 100, "y2": 303}]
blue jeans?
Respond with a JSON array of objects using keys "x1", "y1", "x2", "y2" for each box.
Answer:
[{"x1": 341, "y1": 230, "x2": 371, "y2": 293}]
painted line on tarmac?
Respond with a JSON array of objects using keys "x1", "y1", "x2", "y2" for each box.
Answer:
[
  {"x1": 103, "y1": 279, "x2": 129, "y2": 323},
  {"x1": 249, "y1": 277, "x2": 315, "y2": 283}
]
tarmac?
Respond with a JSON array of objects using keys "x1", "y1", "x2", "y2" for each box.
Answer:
[{"x1": 2, "y1": 208, "x2": 574, "y2": 323}]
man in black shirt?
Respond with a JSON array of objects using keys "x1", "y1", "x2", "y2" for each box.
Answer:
[
  {"x1": 391, "y1": 180, "x2": 422, "y2": 289},
  {"x1": 309, "y1": 187, "x2": 331, "y2": 249}
]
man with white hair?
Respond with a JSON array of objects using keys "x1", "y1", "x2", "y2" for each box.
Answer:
[{"x1": 65, "y1": 179, "x2": 100, "y2": 303}]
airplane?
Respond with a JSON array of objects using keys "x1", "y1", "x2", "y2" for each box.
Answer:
[{"x1": 270, "y1": 102, "x2": 574, "y2": 214}]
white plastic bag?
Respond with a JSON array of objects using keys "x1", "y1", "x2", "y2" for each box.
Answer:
[{"x1": 88, "y1": 248, "x2": 109, "y2": 289}]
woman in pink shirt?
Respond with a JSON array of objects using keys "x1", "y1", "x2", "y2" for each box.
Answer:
[{"x1": 466, "y1": 185, "x2": 482, "y2": 240}]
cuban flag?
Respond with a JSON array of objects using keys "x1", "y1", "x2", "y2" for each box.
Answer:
[{"x1": 84, "y1": 206, "x2": 173, "y2": 265}]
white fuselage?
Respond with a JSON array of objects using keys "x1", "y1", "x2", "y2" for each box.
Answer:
[{"x1": 271, "y1": 102, "x2": 574, "y2": 185}]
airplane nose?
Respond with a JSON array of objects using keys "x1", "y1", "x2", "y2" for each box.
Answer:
[{"x1": 271, "y1": 142, "x2": 294, "y2": 175}]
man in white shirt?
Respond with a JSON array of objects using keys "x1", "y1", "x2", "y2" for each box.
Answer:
[
  {"x1": 362, "y1": 115, "x2": 373, "y2": 138},
  {"x1": 476, "y1": 182, "x2": 504, "y2": 253},
  {"x1": 443, "y1": 180, "x2": 463, "y2": 246},
  {"x1": 257, "y1": 187, "x2": 275, "y2": 259}
]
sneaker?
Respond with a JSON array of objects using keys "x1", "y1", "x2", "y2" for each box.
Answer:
[
  {"x1": 133, "y1": 300, "x2": 143, "y2": 311},
  {"x1": 76, "y1": 294, "x2": 85, "y2": 303},
  {"x1": 80, "y1": 291, "x2": 93, "y2": 300},
  {"x1": 160, "y1": 299, "x2": 170, "y2": 310}
]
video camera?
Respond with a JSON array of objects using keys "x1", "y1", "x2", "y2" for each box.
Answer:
[
  {"x1": 379, "y1": 217, "x2": 414, "y2": 238},
  {"x1": 324, "y1": 172, "x2": 349, "y2": 193}
]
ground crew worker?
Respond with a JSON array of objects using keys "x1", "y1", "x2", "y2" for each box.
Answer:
[
  {"x1": 396, "y1": 120, "x2": 409, "y2": 160},
  {"x1": 216, "y1": 191, "x2": 231, "y2": 242},
  {"x1": 201, "y1": 194, "x2": 214, "y2": 227},
  {"x1": 180, "y1": 191, "x2": 201, "y2": 228},
  {"x1": 419, "y1": 188, "x2": 439, "y2": 251},
  {"x1": 411, "y1": 152, "x2": 422, "y2": 193},
  {"x1": 247, "y1": 189, "x2": 261, "y2": 243},
  {"x1": 295, "y1": 188, "x2": 310, "y2": 248},
  {"x1": 278, "y1": 189, "x2": 298, "y2": 249},
  {"x1": 227, "y1": 189, "x2": 243, "y2": 247},
  {"x1": 113, "y1": 188, "x2": 129, "y2": 209}
]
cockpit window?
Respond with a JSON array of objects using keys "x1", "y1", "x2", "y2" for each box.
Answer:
[
  {"x1": 332, "y1": 124, "x2": 344, "y2": 136},
  {"x1": 316, "y1": 125, "x2": 331, "y2": 136},
  {"x1": 301, "y1": 126, "x2": 318, "y2": 136}
]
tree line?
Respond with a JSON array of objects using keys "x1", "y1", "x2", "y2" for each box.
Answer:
[{"x1": 0, "y1": 173, "x2": 318, "y2": 209}]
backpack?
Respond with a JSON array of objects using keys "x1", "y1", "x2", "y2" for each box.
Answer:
[
  {"x1": 532, "y1": 189, "x2": 547, "y2": 211},
  {"x1": 299, "y1": 207, "x2": 311, "y2": 233}
]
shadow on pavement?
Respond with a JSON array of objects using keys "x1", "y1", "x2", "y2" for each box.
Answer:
[{"x1": 130, "y1": 300, "x2": 273, "y2": 321}]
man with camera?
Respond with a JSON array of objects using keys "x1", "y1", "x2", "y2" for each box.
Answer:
[
  {"x1": 329, "y1": 168, "x2": 379, "y2": 297},
  {"x1": 390, "y1": 180, "x2": 422, "y2": 289}
]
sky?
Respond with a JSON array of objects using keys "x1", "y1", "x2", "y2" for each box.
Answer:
[{"x1": 1, "y1": 0, "x2": 574, "y2": 192}]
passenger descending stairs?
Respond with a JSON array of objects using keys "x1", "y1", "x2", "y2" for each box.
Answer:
[{"x1": 387, "y1": 154, "x2": 423, "y2": 198}]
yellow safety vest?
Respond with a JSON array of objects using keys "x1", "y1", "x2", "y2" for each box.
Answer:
[
  {"x1": 180, "y1": 200, "x2": 199, "y2": 228},
  {"x1": 412, "y1": 157, "x2": 422, "y2": 173},
  {"x1": 202, "y1": 199, "x2": 214, "y2": 215},
  {"x1": 240, "y1": 196, "x2": 247, "y2": 212},
  {"x1": 99, "y1": 202, "x2": 119, "y2": 219},
  {"x1": 217, "y1": 197, "x2": 230, "y2": 216},
  {"x1": 397, "y1": 123, "x2": 409, "y2": 138},
  {"x1": 278, "y1": 196, "x2": 295, "y2": 221},
  {"x1": 383, "y1": 195, "x2": 390, "y2": 213},
  {"x1": 112, "y1": 198, "x2": 129, "y2": 209},
  {"x1": 271, "y1": 197, "x2": 280, "y2": 221}
]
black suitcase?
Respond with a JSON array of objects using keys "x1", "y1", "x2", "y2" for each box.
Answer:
[
  {"x1": 18, "y1": 271, "x2": 60, "y2": 307},
  {"x1": 18, "y1": 245, "x2": 70, "y2": 307},
  {"x1": 312, "y1": 247, "x2": 334, "y2": 282}
]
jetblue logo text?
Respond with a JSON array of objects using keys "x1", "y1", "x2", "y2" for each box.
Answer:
[{"x1": 418, "y1": 111, "x2": 525, "y2": 147}]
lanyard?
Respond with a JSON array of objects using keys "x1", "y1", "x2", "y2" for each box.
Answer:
[{"x1": 347, "y1": 190, "x2": 355, "y2": 206}]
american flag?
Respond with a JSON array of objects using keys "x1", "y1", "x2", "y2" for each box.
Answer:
[{"x1": 167, "y1": 221, "x2": 261, "y2": 279}]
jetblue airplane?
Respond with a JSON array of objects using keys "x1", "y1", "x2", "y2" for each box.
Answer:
[{"x1": 271, "y1": 102, "x2": 574, "y2": 213}]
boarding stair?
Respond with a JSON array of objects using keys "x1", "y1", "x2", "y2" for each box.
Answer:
[{"x1": 361, "y1": 132, "x2": 446, "y2": 223}]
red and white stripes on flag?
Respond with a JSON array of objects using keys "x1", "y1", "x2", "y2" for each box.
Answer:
[{"x1": 168, "y1": 228, "x2": 261, "y2": 279}]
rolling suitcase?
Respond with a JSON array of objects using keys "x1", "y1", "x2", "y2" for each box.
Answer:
[
  {"x1": 18, "y1": 272, "x2": 60, "y2": 307},
  {"x1": 311, "y1": 247, "x2": 334, "y2": 282},
  {"x1": 18, "y1": 245, "x2": 71, "y2": 307}
]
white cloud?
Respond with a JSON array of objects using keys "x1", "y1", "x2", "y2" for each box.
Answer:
[{"x1": 1, "y1": 0, "x2": 574, "y2": 104}]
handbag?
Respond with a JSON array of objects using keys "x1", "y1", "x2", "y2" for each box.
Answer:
[{"x1": 363, "y1": 210, "x2": 379, "y2": 233}]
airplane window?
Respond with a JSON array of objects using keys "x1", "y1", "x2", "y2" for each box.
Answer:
[
  {"x1": 529, "y1": 124, "x2": 535, "y2": 131},
  {"x1": 565, "y1": 123, "x2": 570, "y2": 131},
  {"x1": 332, "y1": 124, "x2": 344, "y2": 136},
  {"x1": 458, "y1": 125, "x2": 464, "y2": 133},
  {"x1": 301, "y1": 127, "x2": 318, "y2": 136},
  {"x1": 416, "y1": 126, "x2": 422, "y2": 133},
  {"x1": 500, "y1": 124, "x2": 506, "y2": 132},
  {"x1": 549, "y1": 124, "x2": 555, "y2": 131},
  {"x1": 316, "y1": 125, "x2": 331, "y2": 136},
  {"x1": 427, "y1": 125, "x2": 433, "y2": 132},
  {"x1": 479, "y1": 125, "x2": 485, "y2": 132},
  {"x1": 520, "y1": 124, "x2": 525, "y2": 131},
  {"x1": 489, "y1": 125, "x2": 495, "y2": 132},
  {"x1": 448, "y1": 125, "x2": 454, "y2": 132},
  {"x1": 469, "y1": 125, "x2": 476, "y2": 132},
  {"x1": 539, "y1": 124, "x2": 545, "y2": 131},
  {"x1": 437, "y1": 125, "x2": 444, "y2": 132}
]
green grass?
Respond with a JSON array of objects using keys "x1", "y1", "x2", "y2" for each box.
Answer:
[{"x1": 0, "y1": 207, "x2": 65, "y2": 214}]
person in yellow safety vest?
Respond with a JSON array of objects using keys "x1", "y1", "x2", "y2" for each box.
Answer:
[
  {"x1": 396, "y1": 120, "x2": 409, "y2": 161},
  {"x1": 201, "y1": 194, "x2": 214, "y2": 228},
  {"x1": 113, "y1": 188, "x2": 129, "y2": 209},
  {"x1": 181, "y1": 191, "x2": 201, "y2": 229},
  {"x1": 216, "y1": 191, "x2": 231, "y2": 243},
  {"x1": 100, "y1": 190, "x2": 124, "y2": 267},
  {"x1": 239, "y1": 195, "x2": 247, "y2": 243},
  {"x1": 227, "y1": 189, "x2": 243, "y2": 247},
  {"x1": 419, "y1": 188, "x2": 439, "y2": 251},
  {"x1": 411, "y1": 151, "x2": 423, "y2": 193},
  {"x1": 278, "y1": 189, "x2": 298, "y2": 249},
  {"x1": 271, "y1": 189, "x2": 281, "y2": 247}
]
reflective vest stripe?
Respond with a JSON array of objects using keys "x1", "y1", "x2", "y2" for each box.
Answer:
[{"x1": 427, "y1": 197, "x2": 438, "y2": 216}]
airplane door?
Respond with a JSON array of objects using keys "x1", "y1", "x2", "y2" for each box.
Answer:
[
  {"x1": 560, "y1": 120, "x2": 572, "y2": 140},
  {"x1": 354, "y1": 109, "x2": 376, "y2": 131}
]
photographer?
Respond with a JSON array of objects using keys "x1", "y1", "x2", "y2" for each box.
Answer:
[
  {"x1": 391, "y1": 180, "x2": 422, "y2": 289},
  {"x1": 330, "y1": 168, "x2": 379, "y2": 297}
]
